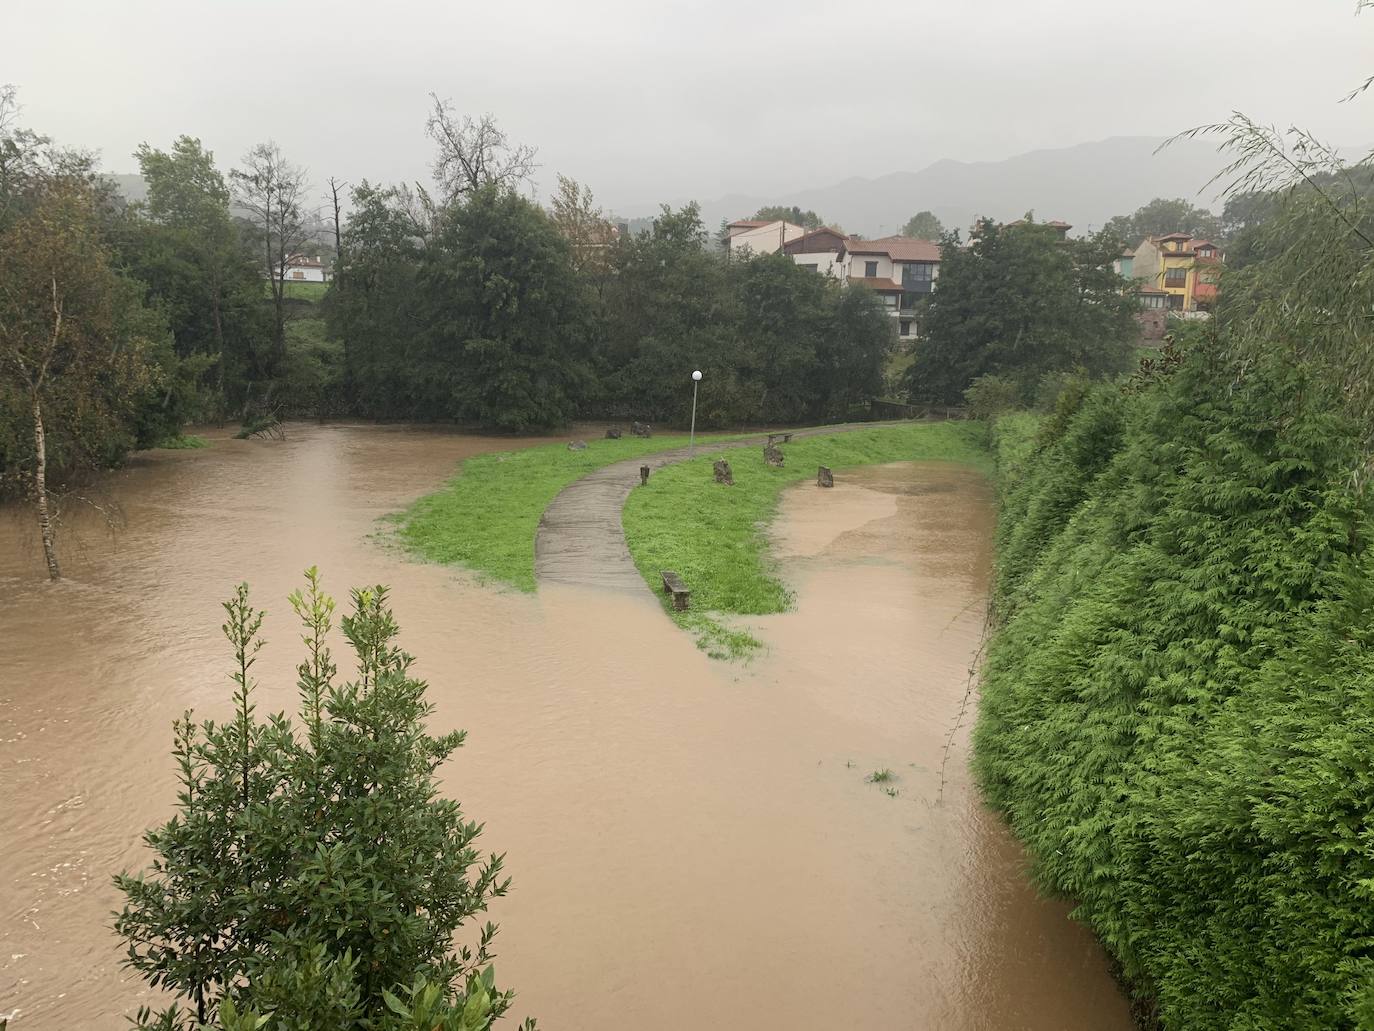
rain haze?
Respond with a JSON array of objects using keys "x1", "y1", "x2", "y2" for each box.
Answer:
[{"x1": 5, "y1": 0, "x2": 1373, "y2": 229}]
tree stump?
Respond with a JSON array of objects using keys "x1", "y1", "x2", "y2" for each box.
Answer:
[
  {"x1": 713, "y1": 459, "x2": 734, "y2": 485},
  {"x1": 817, "y1": 465, "x2": 833, "y2": 487},
  {"x1": 763, "y1": 443, "x2": 784, "y2": 468},
  {"x1": 639, "y1": 464, "x2": 650, "y2": 485},
  {"x1": 567, "y1": 440, "x2": 587, "y2": 451},
  {"x1": 631, "y1": 421, "x2": 652, "y2": 438},
  {"x1": 605, "y1": 426, "x2": 622, "y2": 439}
]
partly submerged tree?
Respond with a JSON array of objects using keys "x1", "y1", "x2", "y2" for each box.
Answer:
[
  {"x1": 0, "y1": 176, "x2": 158, "y2": 579},
  {"x1": 114, "y1": 570, "x2": 533, "y2": 1030},
  {"x1": 900, "y1": 210, "x2": 943, "y2": 239}
]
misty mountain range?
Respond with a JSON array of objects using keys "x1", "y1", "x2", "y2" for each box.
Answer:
[{"x1": 629, "y1": 135, "x2": 1240, "y2": 239}]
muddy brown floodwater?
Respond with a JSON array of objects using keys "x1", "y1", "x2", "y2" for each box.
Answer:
[{"x1": 0, "y1": 426, "x2": 1132, "y2": 1030}]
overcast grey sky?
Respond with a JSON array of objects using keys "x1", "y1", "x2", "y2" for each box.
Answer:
[{"x1": 6, "y1": 0, "x2": 1372, "y2": 215}]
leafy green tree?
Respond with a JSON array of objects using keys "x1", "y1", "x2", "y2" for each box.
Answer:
[
  {"x1": 905, "y1": 219, "x2": 1136, "y2": 404},
  {"x1": 0, "y1": 176, "x2": 163, "y2": 577},
  {"x1": 900, "y1": 210, "x2": 943, "y2": 239},
  {"x1": 752, "y1": 204, "x2": 823, "y2": 229},
  {"x1": 599, "y1": 203, "x2": 743, "y2": 424},
  {"x1": 327, "y1": 181, "x2": 428, "y2": 417},
  {"x1": 418, "y1": 185, "x2": 592, "y2": 429},
  {"x1": 115, "y1": 570, "x2": 532, "y2": 1030},
  {"x1": 120, "y1": 136, "x2": 268, "y2": 411},
  {"x1": 1101, "y1": 196, "x2": 1223, "y2": 245}
]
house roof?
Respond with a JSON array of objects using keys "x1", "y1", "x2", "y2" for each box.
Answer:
[
  {"x1": 1157, "y1": 232, "x2": 1191, "y2": 241},
  {"x1": 848, "y1": 276, "x2": 903, "y2": 293},
  {"x1": 841, "y1": 235, "x2": 941, "y2": 262},
  {"x1": 1119, "y1": 248, "x2": 1136, "y2": 257},
  {"x1": 1191, "y1": 239, "x2": 1217, "y2": 250},
  {"x1": 783, "y1": 226, "x2": 848, "y2": 254},
  {"x1": 286, "y1": 255, "x2": 325, "y2": 268},
  {"x1": 727, "y1": 219, "x2": 770, "y2": 228}
]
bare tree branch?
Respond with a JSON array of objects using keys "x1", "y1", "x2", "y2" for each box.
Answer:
[{"x1": 425, "y1": 94, "x2": 537, "y2": 206}]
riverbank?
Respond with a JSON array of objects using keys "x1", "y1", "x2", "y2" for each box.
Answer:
[
  {"x1": 973, "y1": 349, "x2": 1374, "y2": 1028},
  {"x1": 620, "y1": 421, "x2": 988, "y2": 658}
]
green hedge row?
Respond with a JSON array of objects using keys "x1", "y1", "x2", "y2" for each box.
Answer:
[{"x1": 975, "y1": 348, "x2": 1374, "y2": 1029}]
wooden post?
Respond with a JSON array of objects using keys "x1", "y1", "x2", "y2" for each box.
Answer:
[
  {"x1": 817, "y1": 466, "x2": 833, "y2": 487},
  {"x1": 640, "y1": 464, "x2": 650, "y2": 485}
]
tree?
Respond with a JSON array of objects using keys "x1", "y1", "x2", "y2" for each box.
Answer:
[
  {"x1": 125, "y1": 136, "x2": 266, "y2": 410},
  {"x1": 115, "y1": 571, "x2": 533, "y2": 1030},
  {"x1": 905, "y1": 219, "x2": 1137, "y2": 404},
  {"x1": 417, "y1": 186, "x2": 592, "y2": 429},
  {"x1": 1101, "y1": 196, "x2": 1223, "y2": 245},
  {"x1": 231, "y1": 142, "x2": 310, "y2": 384},
  {"x1": 548, "y1": 174, "x2": 615, "y2": 280},
  {"x1": 901, "y1": 210, "x2": 943, "y2": 239},
  {"x1": 0, "y1": 177, "x2": 157, "y2": 578},
  {"x1": 426, "y1": 95, "x2": 536, "y2": 206},
  {"x1": 328, "y1": 181, "x2": 428, "y2": 417},
  {"x1": 752, "y1": 204, "x2": 823, "y2": 229}
]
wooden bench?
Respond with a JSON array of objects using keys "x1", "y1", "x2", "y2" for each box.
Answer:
[
  {"x1": 661, "y1": 570, "x2": 691, "y2": 611},
  {"x1": 767, "y1": 432, "x2": 793, "y2": 446}
]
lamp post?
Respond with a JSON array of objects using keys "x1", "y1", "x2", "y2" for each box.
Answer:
[{"x1": 689, "y1": 370, "x2": 702, "y2": 456}]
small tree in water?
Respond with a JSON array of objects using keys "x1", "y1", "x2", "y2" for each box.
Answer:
[{"x1": 114, "y1": 569, "x2": 533, "y2": 1030}]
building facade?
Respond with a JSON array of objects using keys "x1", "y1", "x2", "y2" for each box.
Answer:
[
  {"x1": 834, "y1": 236, "x2": 941, "y2": 338},
  {"x1": 724, "y1": 218, "x2": 807, "y2": 256}
]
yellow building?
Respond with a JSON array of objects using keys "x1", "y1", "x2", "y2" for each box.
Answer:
[{"x1": 1134, "y1": 233, "x2": 1223, "y2": 311}]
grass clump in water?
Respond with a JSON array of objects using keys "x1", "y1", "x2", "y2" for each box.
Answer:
[
  {"x1": 867, "y1": 768, "x2": 896, "y2": 784},
  {"x1": 397, "y1": 433, "x2": 738, "y2": 591},
  {"x1": 621, "y1": 421, "x2": 987, "y2": 659},
  {"x1": 153, "y1": 434, "x2": 209, "y2": 449}
]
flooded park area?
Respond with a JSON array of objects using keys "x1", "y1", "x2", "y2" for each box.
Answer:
[{"x1": 0, "y1": 424, "x2": 1132, "y2": 1029}]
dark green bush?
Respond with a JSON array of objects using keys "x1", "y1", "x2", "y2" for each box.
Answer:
[{"x1": 976, "y1": 345, "x2": 1374, "y2": 1029}]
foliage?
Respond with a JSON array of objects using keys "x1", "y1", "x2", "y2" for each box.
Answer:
[
  {"x1": 398, "y1": 431, "x2": 739, "y2": 591},
  {"x1": 905, "y1": 218, "x2": 1137, "y2": 404},
  {"x1": 752, "y1": 204, "x2": 823, "y2": 229},
  {"x1": 900, "y1": 210, "x2": 943, "y2": 239},
  {"x1": 118, "y1": 136, "x2": 269, "y2": 417},
  {"x1": 152, "y1": 434, "x2": 209, "y2": 450},
  {"x1": 1102, "y1": 196, "x2": 1223, "y2": 245},
  {"x1": 420, "y1": 185, "x2": 593, "y2": 430},
  {"x1": 962, "y1": 374, "x2": 1022, "y2": 420},
  {"x1": 621, "y1": 422, "x2": 988, "y2": 658},
  {"x1": 975, "y1": 344, "x2": 1374, "y2": 1029},
  {"x1": 426, "y1": 96, "x2": 536, "y2": 207},
  {"x1": 114, "y1": 571, "x2": 532, "y2": 1030}
]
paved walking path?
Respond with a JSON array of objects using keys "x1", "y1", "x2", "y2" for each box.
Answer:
[{"x1": 533, "y1": 422, "x2": 895, "y2": 593}]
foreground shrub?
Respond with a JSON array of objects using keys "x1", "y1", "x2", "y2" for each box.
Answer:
[
  {"x1": 975, "y1": 345, "x2": 1374, "y2": 1028},
  {"x1": 114, "y1": 569, "x2": 532, "y2": 1030}
]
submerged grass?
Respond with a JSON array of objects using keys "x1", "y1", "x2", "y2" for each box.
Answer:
[
  {"x1": 152, "y1": 434, "x2": 210, "y2": 450},
  {"x1": 621, "y1": 421, "x2": 988, "y2": 659},
  {"x1": 396, "y1": 433, "x2": 739, "y2": 591}
]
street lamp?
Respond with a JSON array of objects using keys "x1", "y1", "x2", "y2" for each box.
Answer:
[{"x1": 689, "y1": 370, "x2": 703, "y2": 455}]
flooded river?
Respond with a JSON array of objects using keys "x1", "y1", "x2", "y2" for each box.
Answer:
[{"x1": 0, "y1": 425, "x2": 1131, "y2": 1029}]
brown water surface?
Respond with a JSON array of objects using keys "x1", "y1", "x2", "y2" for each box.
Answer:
[{"x1": 0, "y1": 429, "x2": 1130, "y2": 1029}]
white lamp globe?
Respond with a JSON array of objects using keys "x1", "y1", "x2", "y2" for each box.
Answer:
[{"x1": 692, "y1": 370, "x2": 703, "y2": 381}]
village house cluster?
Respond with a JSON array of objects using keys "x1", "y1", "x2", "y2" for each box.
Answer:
[
  {"x1": 724, "y1": 218, "x2": 940, "y2": 338},
  {"x1": 726, "y1": 215, "x2": 1225, "y2": 344}
]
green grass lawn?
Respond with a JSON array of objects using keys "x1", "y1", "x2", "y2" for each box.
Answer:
[
  {"x1": 621, "y1": 421, "x2": 989, "y2": 659},
  {"x1": 270, "y1": 280, "x2": 330, "y2": 302},
  {"x1": 396, "y1": 433, "x2": 741, "y2": 591}
]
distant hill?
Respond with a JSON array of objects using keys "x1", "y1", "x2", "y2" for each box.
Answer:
[
  {"x1": 107, "y1": 173, "x2": 148, "y2": 204},
  {"x1": 653, "y1": 136, "x2": 1242, "y2": 239}
]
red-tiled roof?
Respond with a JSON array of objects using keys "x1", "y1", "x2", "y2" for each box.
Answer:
[
  {"x1": 1157, "y1": 232, "x2": 1190, "y2": 241},
  {"x1": 848, "y1": 276, "x2": 903, "y2": 292},
  {"x1": 784, "y1": 226, "x2": 848, "y2": 254},
  {"x1": 842, "y1": 236, "x2": 941, "y2": 262}
]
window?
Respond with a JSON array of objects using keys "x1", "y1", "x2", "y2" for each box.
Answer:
[
  {"x1": 883, "y1": 294, "x2": 898, "y2": 309},
  {"x1": 1164, "y1": 267, "x2": 1187, "y2": 286},
  {"x1": 864, "y1": 260, "x2": 878, "y2": 277},
  {"x1": 291, "y1": 269, "x2": 304, "y2": 280}
]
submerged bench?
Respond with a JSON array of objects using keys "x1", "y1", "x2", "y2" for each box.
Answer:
[{"x1": 661, "y1": 570, "x2": 691, "y2": 611}]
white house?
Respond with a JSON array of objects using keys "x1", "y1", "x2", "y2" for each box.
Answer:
[
  {"x1": 277, "y1": 254, "x2": 329, "y2": 283},
  {"x1": 724, "y1": 218, "x2": 806, "y2": 256},
  {"x1": 833, "y1": 236, "x2": 941, "y2": 339}
]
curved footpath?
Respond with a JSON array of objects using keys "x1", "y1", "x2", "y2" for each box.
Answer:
[{"x1": 533, "y1": 422, "x2": 898, "y2": 592}]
